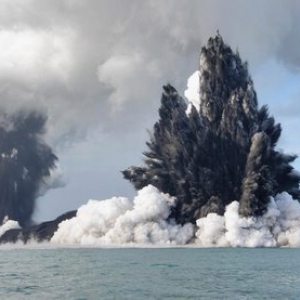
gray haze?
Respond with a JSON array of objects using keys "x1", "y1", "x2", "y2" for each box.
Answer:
[{"x1": 0, "y1": 0, "x2": 299, "y2": 221}]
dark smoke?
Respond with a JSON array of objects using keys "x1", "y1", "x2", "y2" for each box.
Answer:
[
  {"x1": 123, "y1": 34, "x2": 300, "y2": 225},
  {"x1": 0, "y1": 110, "x2": 57, "y2": 227}
]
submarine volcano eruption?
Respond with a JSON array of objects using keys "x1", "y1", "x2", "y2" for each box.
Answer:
[
  {"x1": 123, "y1": 34, "x2": 300, "y2": 225},
  {"x1": 1, "y1": 34, "x2": 300, "y2": 247}
]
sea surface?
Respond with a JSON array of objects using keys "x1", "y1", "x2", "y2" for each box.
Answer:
[{"x1": 0, "y1": 246, "x2": 299, "y2": 299}]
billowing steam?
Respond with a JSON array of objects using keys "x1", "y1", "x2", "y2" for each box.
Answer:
[
  {"x1": 0, "y1": 111, "x2": 58, "y2": 227},
  {"x1": 51, "y1": 186, "x2": 300, "y2": 247},
  {"x1": 123, "y1": 35, "x2": 300, "y2": 225},
  {"x1": 52, "y1": 185, "x2": 193, "y2": 245}
]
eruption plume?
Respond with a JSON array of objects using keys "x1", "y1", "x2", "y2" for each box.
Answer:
[
  {"x1": 0, "y1": 110, "x2": 57, "y2": 227},
  {"x1": 123, "y1": 34, "x2": 300, "y2": 224},
  {"x1": 1, "y1": 34, "x2": 300, "y2": 247}
]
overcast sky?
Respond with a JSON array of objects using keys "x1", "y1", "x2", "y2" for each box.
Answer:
[{"x1": 1, "y1": 0, "x2": 300, "y2": 222}]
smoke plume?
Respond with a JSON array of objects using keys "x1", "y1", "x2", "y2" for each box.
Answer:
[
  {"x1": 0, "y1": 110, "x2": 58, "y2": 227},
  {"x1": 123, "y1": 35, "x2": 300, "y2": 224}
]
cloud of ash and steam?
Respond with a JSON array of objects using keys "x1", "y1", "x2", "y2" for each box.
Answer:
[
  {"x1": 50, "y1": 35, "x2": 300, "y2": 248},
  {"x1": 1, "y1": 32, "x2": 300, "y2": 246}
]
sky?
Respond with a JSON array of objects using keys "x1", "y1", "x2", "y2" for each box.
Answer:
[{"x1": 0, "y1": 0, "x2": 300, "y2": 222}]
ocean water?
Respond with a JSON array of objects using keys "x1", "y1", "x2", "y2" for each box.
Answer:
[{"x1": 0, "y1": 247, "x2": 300, "y2": 299}]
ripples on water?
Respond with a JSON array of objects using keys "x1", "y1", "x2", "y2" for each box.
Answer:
[{"x1": 0, "y1": 246, "x2": 300, "y2": 299}]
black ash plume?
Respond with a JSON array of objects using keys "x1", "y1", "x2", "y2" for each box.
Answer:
[
  {"x1": 0, "y1": 110, "x2": 57, "y2": 227},
  {"x1": 123, "y1": 34, "x2": 300, "y2": 224}
]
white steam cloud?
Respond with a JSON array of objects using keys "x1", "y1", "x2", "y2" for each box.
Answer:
[
  {"x1": 3, "y1": 185, "x2": 300, "y2": 248},
  {"x1": 50, "y1": 186, "x2": 300, "y2": 247},
  {"x1": 51, "y1": 185, "x2": 194, "y2": 246},
  {"x1": 184, "y1": 70, "x2": 200, "y2": 114},
  {"x1": 0, "y1": 218, "x2": 20, "y2": 237},
  {"x1": 195, "y1": 193, "x2": 300, "y2": 247}
]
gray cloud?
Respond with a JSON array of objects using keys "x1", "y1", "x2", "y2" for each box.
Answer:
[
  {"x1": 0, "y1": 0, "x2": 300, "y2": 139},
  {"x1": 1, "y1": 0, "x2": 299, "y2": 142}
]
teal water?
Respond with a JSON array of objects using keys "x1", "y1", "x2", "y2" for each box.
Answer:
[{"x1": 0, "y1": 247, "x2": 300, "y2": 299}]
